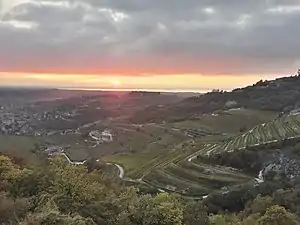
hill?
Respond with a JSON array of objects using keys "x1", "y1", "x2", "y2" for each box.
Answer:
[
  {"x1": 3, "y1": 75, "x2": 300, "y2": 224},
  {"x1": 2, "y1": 154, "x2": 300, "y2": 225},
  {"x1": 129, "y1": 75, "x2": 300, "y2": 123},
  {"x1": 109, "y1": 74, "x2": 300, "y2": 200}
]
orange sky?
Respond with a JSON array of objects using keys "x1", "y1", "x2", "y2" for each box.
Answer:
[
  {"x1": 0, "y1": 73, "x2": 284, "y2": 92},
  {"x1": 0, "y1": 0, "x2": 298, "y2": 91}
]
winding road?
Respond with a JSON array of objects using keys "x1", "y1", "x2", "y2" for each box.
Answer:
[
  {"x1": 59, "y1": 153, "x2": 125, "y2": 179},
  {"x1": 60, "y1": 139, "x2": 265, "y2": 199},
  {"x1": 105, "y1": 162, "x2": 125, "y2": 178}
]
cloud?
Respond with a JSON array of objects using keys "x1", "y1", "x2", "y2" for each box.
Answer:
[{"x1": 0, "y1": 0, "x2": 300, "y2": 75}]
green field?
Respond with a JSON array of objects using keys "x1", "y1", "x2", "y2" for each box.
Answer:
[
  {"x1": 140, "y1": 141, "x2": 253, "y2": 196},
  {"x1": 173, "y1": 109, "x2": 277, "y2": 134},
  {"x1": 2, "y1": 108, "x2": 295, "y2": 198},
  {"x1": 107, "y1": 113, "x2": 300, "y2": 197},
  {"x1": 103, "y1": 109, "x2": 277, "y2": 175},
  {"x1": 0, "y1": 121, "x2": 188, "y2": 164},
  {"x1": 0, "y1": 135, "x2": 41, "y2": 164}
]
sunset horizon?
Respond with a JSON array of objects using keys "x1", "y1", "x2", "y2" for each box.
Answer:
[
  {"x1": 2, "y1": 1, "x2": 300, "y2": 222},
  {"x1": 1, "y1": 0, "x2": 300, "y2": 91},
  {"x1": 0, "y1": 72, "x2": 289, "y2": 92}
]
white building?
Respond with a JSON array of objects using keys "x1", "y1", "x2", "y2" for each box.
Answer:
[
  {"x1": 89, "y1": 129, "x2": 113, "y2": 143},
  {"x1": 101, "y1": 129, "x2": 113, "y2": 142}
]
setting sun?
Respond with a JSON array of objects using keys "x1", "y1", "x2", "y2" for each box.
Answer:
[{"x1": 112, "y1": 79, "x2": 121, "y2": 87}]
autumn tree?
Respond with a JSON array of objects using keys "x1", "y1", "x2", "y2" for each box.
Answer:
[{"x1": 257, "y1": 205, "x2": 299, "y2": 225}]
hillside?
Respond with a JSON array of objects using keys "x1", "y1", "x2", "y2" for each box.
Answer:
[
  {"x1": 2, "y1": 154, "x2": 300, "y2": 225},
  {"x1": 3, "y1": 75, "x2": 300, "y2": 224},
  {"x1": 129, "y1": 75, "x2": 300, "y2": 123},
  {"x1": 123, "y1": 112, "x2": 300, "y2": 194}
]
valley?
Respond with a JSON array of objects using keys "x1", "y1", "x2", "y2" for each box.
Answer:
[{"x1": 2, "y1": 75, "x2": 300, "y2": 201}]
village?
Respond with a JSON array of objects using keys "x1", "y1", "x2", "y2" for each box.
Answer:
[{"x1": 0, "y1": 98, "x2": 85, "y2": 136}]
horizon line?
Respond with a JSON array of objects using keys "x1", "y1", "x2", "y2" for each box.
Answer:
[
  {"x1": 0, "y1": 85, "x2": 219, "y2": 93},
  {"x1": 60, "y1": 87, "x2": 218, "y2": 93}
]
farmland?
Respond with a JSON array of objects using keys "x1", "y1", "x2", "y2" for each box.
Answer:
[
  {"x1": 115, "y1": 113, "x2": 300, "y2": 197},
  {"x1": 3, "y1": 87, "x2": 300, "y2": 198},
  {"x1": 172, "y1": 108, "x2": 277, "y2": 134},
  {"x1": 197, "y1": 113, "x2": 300, "y2": 156},
  {"x1": 104, "y1": 108, "x2": 277, "y2": 175},
  {"x1": 137, "y1": 140, "x2": 253, "y2": 197}
]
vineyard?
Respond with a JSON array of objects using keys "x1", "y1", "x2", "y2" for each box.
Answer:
[
  {"x1": 202, "y1": 113, "x2": 300, "y2": 156},
  {"x1": 138, "y1": 113, "x2": 300, "y2": 197}
]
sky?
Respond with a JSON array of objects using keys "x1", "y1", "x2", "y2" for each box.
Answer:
[{"x1": 0, "y1": 0, "x2": 300, "y2": 91}]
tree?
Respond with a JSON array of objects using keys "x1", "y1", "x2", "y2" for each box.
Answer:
[
  {"x1": 0, "y1": 192, "x2": 29, "y2": 224},
  {"x1": 257, "y1": 205, "x2": 299, "y2": 225},
  {"x1": 45, "y1": 158, "x2": 109, "y2": 214},
  {"x1": 209, "y1": 214, "x2": 242, "y2": 225},
  {"x1": 244, "y1": 195, "x2": 274, "y2": 216},
  {"x1": 242, "y1": 213, "x2": 260, "y2": 225},
  {"x1": 113, "y1": 192, "x2": 184, "y2": 225},
  {"x1": 20, "y1": 210, "x2": 95, "y2": 225},
  {"x1": 0, "y1": 155, "x2": 18, "y2": 179},
  {"x1": 183, "y1": 201, "x2": 209, "y2": 225}
]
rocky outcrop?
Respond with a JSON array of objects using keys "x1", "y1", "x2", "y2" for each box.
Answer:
[{"x1": 260, "y1": 153, "x2": 300, "y2": 180}]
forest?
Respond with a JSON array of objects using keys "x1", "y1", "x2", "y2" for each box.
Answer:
[{"x1": 1, "y1": 154, "x2": 300, "y2": 225}]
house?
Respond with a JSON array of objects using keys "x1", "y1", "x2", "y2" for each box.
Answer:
[
  {"x1": 89, "y1": 129, "x2": 114, "y2": 143},
  {"x1": 101, "y1": 129, "x2": 113, "y2": 142}
]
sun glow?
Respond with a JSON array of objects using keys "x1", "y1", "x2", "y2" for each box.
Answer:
[
  {"x1": 111, "y1": 79, "x2": 121, "y2": 87},
  {"x1": 1, "y1": 73, "x2": 284, "y2": 91}
]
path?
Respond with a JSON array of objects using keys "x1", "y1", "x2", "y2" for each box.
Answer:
[
  {"x1": 59, "y1": 153, "x2": 125, "y2": 179},
  {"x1": 59, "y1": 126, "x2": 272, "y2": 199},
  {"x1": 106, "y1": 162, "x2": 125, "y2": 179}
]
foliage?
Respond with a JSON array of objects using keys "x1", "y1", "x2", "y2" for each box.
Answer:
[
  {"x1": 209, "y1": 214, "x2": 242, "y2": 225},
  {"x1": 1, "y1": 153, "x2": 300, "y2": 225},
  {"x1": 0, "y1": 155, "x2": 210, "y2": 225},
  {"x1": 183, "y1": 201, "x2": 209, "y2": 225},
  {"x1": 0, "y1": 192, "x2": 29, "y2": 224},
  {"x1": 245, "y1": 195, "x2": 274, "y2": 216},
  {"x1": 20, "y1": 210, "x2": 95, "y2": 225},
  {"x1": 256, "y1": 205, "x2": 299, "y2": 225},
  {"x1": 113, "y1": 192, "x2": 185, "y2": 225}
]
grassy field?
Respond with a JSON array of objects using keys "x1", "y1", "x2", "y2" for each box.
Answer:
[
  {"x1": 173, "y1": 109, "x2": 277, "y2": 134},
  {"x1": 139, "y1": 140, "x2": 253, "y2": 196},
  {"x1": 0, "y1": 108, "x2": 290, "y2": 197},
  {"x1": 0, "y1": 135, "x2": 41, "y2": 164},
  {"x1": 113, "y1": 112, "x2": 300, "y2": 197},
  {"x1": 0, "y1": 121, "x2": 188, "y2": 164},
  {"x1": 101, "y1": 109, "x2": 277, "y2": 178},
  {"x1": 103, "y1": 139, "x2": 194, "y2": 178}
]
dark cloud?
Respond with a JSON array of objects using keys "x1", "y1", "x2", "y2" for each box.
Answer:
[{"x1": 0, "y1": 0, "x2": 300, "y2": 75}]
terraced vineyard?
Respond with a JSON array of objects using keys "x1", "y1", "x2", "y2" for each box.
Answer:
[
  {"x1": 201, "y1": 113, "x2": 300, "y2": 156},
  {"x1": 139, "y1": 113, "x2": 300, "y2": 197},
  {"x1": 143, "y1": 146, "x2": 252, "y2": 196}
]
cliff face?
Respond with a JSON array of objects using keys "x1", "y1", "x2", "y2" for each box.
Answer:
[{"x1": 261, "y1": 152, "x2": 300, "y2": 181}]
